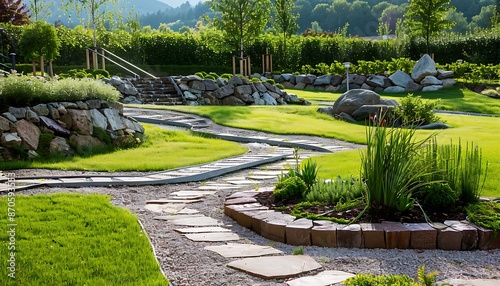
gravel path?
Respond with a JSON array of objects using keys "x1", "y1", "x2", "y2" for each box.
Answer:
[{"x1": 9, "y1": 108, "x2": 500, "y2": 286}]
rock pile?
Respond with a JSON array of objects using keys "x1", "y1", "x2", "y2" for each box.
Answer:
[
  {"x1": 270, "y1": 54, "x2": 455, "y2": 93},
  {"x1": 173, "y1": 75, "x2": 309, "y2": 106},
  {"x1": 0, "y1": 100, "x2": 144, "y2": 161},
  {"x1": 106, "y1": 76, "x2": 143, "y2": 104}
]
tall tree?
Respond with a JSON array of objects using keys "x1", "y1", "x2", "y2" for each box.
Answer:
[
  {"x1": 405, "y1": 0, "x2": 454, "y2": 54},
  {"x1": 273, "y1": 0, "x2": 299, "y2": 66},
  {"x1": 0, "y1": 0, "x2": 30, "y2": 25},
  {"x1": 206, "y1": 0, "x2": 271, "y2": 58}
]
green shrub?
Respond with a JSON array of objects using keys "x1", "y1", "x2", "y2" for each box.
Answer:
[
  {"x1": 344, "y1": 273, "x2": 415, "y2": 286},
  {"x1": 394, "y1": 94, "x2": 441, "y2": 126},
  {"x1": 204, "y1": 74, "x2": 216, "y2": 80},
  {"x1": 37, "y1": 132, "x2": 56, "y2": 157},
  {"x1": 273, "y1": 176, "x2": 307, "y2": 203},
  {"x1": 250, "y1": 78, "x2": 261, "y2": 82},
  {"x1": 299, "y1": 159, "x2": 319, "y2": 192},
  {"x1": 208, "y1": 72, "x2": 219, "y2": 78},
  {"x1": 194, "y1": 72, "x2": 205, "y2": 79},
  {"x1": 306, "y1": 176, "x2": 364, "y2": 205},
  {"x1": 265, "y1": 79, "x2": 276, "y2": 85},
  {"x1": 220, "y1": 73, "x2": 233, "y2": 79},
  {"x1": 418, "y1": 182, "x2": 458, "y2": 210},
  {"x1": 276, "y1": 83, "x2": 285, "y2": 89}
]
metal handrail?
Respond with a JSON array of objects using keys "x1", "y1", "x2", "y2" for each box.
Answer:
[{"x1": 86, "y1": 47, "x2": 157, "y2": 79}]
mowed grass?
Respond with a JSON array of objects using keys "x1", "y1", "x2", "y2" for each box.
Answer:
[
  {"x1": 0, "y1": 193, "x2": 167, "y2": 285},
  {"x1": 1, "y1": 124, "x2": 248, "y2": 171},
  {"x1": 134, "y1": 104, "x2": 500, "y2": 198}
]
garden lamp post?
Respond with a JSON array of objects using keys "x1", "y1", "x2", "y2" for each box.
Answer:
[
  {"x1": 343, "y1": 62, "x2": 351, "y2": 91},
  {"x1": 457, "y1": 59, "x2": 463, "y2": 64}
]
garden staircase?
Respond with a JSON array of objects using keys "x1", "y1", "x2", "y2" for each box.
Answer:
[{"x1": 132, "y1": 77, "x2": 185, "y2": 105}]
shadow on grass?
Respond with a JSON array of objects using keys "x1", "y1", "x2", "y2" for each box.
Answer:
[
  {"x1": 380, "y1": 86, "x2": 465, "y2": 100},
  {"x1": 203, "y1": 106, "x2": 252, "y2": 125}
]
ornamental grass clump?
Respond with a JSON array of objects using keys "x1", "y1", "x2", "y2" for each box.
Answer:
[{"x1": 361, "y1": 117, "x2": 437, "y2": 212}]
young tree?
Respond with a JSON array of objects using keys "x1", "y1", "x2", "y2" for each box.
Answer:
[
  {"x1": 62, "y1": 0, "x2": 119, "y2": 48},
  {"x1": 404, "y1": 0, "x2": 455, "y2": 54},
  {"x1": 19, "y1": 20, "x2": 60, "y2": 76},
  {"x1": 206, "y1": 0, "x2": 271, "y2": 59},
  {"x1": 29, "y1": 0, "x2": 55, "y2": 21},
  {"x1": 273, "y1": 0, "x2": 299, "y2": 65},
  {"x1": 0, "y1": 0, "x2": 30, "y2": 25}
]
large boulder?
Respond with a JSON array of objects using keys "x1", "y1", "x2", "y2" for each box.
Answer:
[
  {"x1": 389, "y1": 71, "x2": 413, "y2": 88},
  {"x1": 0, "y1": 116, "x2": 11, "y2": 132},
  {"x1": 214, "y1": 85, "x2": 234, "y2": 99},
  {"x1": 406, "y1": 81, "x2": 423, "y2": 92},
  {"x1": 1, "y1": 133, "x2": 22, "y2": 148},
  {"x1": 351, "y1": 105, "x2": 396, "y2": 121},
  {"x1": 262, "y1": 93, "x2": 278, "y2": 105},
  {"x1": 313, "y1": 75, "x2": 331, "y2": 86},
  {"x1": 89, "y1": 109, "x2": 108, "y2": 130},
  {"x1": 8, "y1": 107, "x2": 27, "y2": 119},
  {"x1": 13, "y1": 119, "x2": 40, "y2": 150},
  {"x1": 411, "y1": 54, "x2": 438, "y2": 82},
  {"x1": 67, "y1": 109, "x2": 93, "y2": 135},
  {"x1": 366, "y1": 75, "x2": 386, "y2": 87},
  {"x1": 384, "y1": 86, "x2": 406, "y2": 93},
  {"x1": 203, "y1": 79, "x2": 219, "y2": 91},
  {"x1": 332, "y1": 89, "x2": 381, "y2": 116},
  {"x1": 69, "y1": 134, "x2": 106, "y2": 150},
  {"x1": 420, "y1": 76, "x2": 442, "y2": 86},
  {"x1": 39, "y1": 116, "x2": 71, "y2": 135},
  {"x1": 31, "y1": 104, "x2": 49, "y2": 116},
  {"x1": 221, "y1": 95, "x2": 245, "y2": 106}
]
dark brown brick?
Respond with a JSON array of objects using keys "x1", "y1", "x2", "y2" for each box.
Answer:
[
  {"x1": 261, "y1": 214, "x2": 295, "y2": 243},
  {"x1": 405, "y1": 223, "x2": 437, "y2": 249},
  {"x1": 444, "y1": 220, "x2": 478, "y2": 250},
  {"x1": 337, "y1": 224, "x2": 362, "y2": 248},
  {"x1": 381, "y1": 221, "x2": 410, "y2": 249},
  {"x1": 435, "y1": 222, "x2": 463, "y2": 251},
  {"x1": 360, "y1": 223, "x2": 385, "y2": 249},
  {"x1": 311, "y1": 222, "x2": 338, "y2": 247},
  {"x1": 286, "y1": 218, "x2": 313, "y2": 246}
]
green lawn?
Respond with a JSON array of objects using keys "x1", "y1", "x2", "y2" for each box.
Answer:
[
  {"x1": 0, "y1": 193, "x2": 167, "y2": 285},
  {"x1": 1, "y1": 124, "x2": 248, "y2": 172},
  {"x1": 133, "y1": 98, "x2": 500, "y2": 198}
]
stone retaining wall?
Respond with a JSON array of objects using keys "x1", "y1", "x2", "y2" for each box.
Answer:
[
  {"x1": 224, "y1": 188, "x2": 500, "y2": 250},
  {"x1": 0, "y1": 100, "x2": 144, "y2": 161}
]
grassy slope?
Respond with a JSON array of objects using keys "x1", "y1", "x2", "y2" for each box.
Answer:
[
  {"x1": 1, "y1": 124, "x2": 248, "y2": 171},
  {"x1": 136, "y1": 88, "x2": 500, "y2": 197},
  {"x1": 0, "y1": 193, "x2": 167, "y2": 285}
]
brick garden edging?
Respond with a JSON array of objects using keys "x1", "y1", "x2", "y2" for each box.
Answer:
[{"x1": 224, "y1": 188, "x2": 500, "y2": 251}]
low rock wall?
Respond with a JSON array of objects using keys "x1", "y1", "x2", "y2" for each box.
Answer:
[{"x1": 0, "y1": 100, "x2": 144, "y2": 161}]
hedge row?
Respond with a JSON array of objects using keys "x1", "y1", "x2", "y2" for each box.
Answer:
[{"x1": 1, "y1": 24, "x2": 498, "y2": 71}]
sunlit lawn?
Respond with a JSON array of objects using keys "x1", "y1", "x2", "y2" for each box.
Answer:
[
  {"x1": 1, "y1": 124, "x2": 248, "y2": 172},
  {"x1": 0, "y1": 193, "x2": 168, "y2": 285}
]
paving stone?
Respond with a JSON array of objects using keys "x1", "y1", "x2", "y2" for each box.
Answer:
[
  {"x1": 444, "y1": 220, "x2": 478, "y2": 250},
  {"x1": 434, "y1": 223, "x2": 463, "y2": 251},
  {"x1": 225, "y1": 180, "x2": 260, "y2": 185},
  {"x1": 226, "y1": 191, "x2": 260, "y2": 199},
  {"x1": 227, "y1": 255, "x2": 322, "y2": 279},
  {"x1": 261, "y1": 214, "x2": 296, "y2": 243},
  {"x1": 170, "y1": 216, "x2": 223, "y2": 226},
  {"x1": 177, "y1": 208, "x2": 200, "y2": 215},
  {"x1": 205, "y1": 243, "x2": 283, "y2": 258},
  {"x1": 360, "y1": 223, "x2": 386, "y2": 249},
  {"x1": 144, "y1": 203, "x2": 186, "y2": 214},
  {"x1": 252, "y1": 170, "x2": 287, "y2": 176},
  {"x1": 174, "y1": 227, "x2": 231, "y2": 234},
  {"x1": 147, "y1": 198, "x2": 203, "y2": 204},
  {"x1": 311, "y1": 222, "x2": 338, "y2": 247},
  {"x1": 184, "y1": 232, "x2": 240, "y2": 242},
  {"x1": 440, "y1": 279, "x2": 500, "y2": 286},
  {"x1": 337, "y1": 224, "x2": 362, "y2": 248},
  {"x1": 405, "y1": 223, "x2": 437, "y2": 249},
  {"x1": 286, "y1": 270, "x2": 356, "y2": 286},
  {"x1": 247, "y1": 175, "x2": 277, "y2": 180},
  {"x1": 198, "y1": 185, "x2": 242, "y2": 190},
  {"x1": 381, "y1": 221, "x2": 411, "y2": 249},
  {"x1": 286, "y1": 218, "x2": 313, "y2": 246},
  {"x1": 153, "y1": 214, "x2": 204, "y2": 221},
  {"x1": 171, "y1": 190, "x2": 217, "y2": 196},
  {"x1": 251, "y1": 211, "x2": 282, "y2": 234}
]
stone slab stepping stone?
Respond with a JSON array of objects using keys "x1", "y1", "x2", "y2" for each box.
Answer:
[
  {"x1": 169, "y1": 194, "x2": 205, "y2": 200},
  {"x1": 170, "y1": 216, "x2": 223, "y2": 226},
  {"x1": 177, "y1": 208, "x2": 200, "y2": 215},
  {"x1": 147, "y1": 198, "x2": 203, "y2": 204},
  {"x1": 154, "y1": 214, "x2": 204, "y2": 221},
  {"x1": 247, "y1": 175, "x2": 277, "y2": 180},
  {"x1": 184, "y1": 232, "x2": 240, "y2": 242},
  {"x1": 224, "y1": 176, "x2": 247, "y2": 181},
  {"x1": 171, "y1": 191, "x2": 217, "y2": 196},
  {"x1": 175, "y1": 227, "x2": 231, "y2": 234},
  {"x1": 88, "y1": 177, "x2": 113, "y2": 182},
  {"x1": 225, "y1": 180, "x2": 260, "y2": 185},
  {"x1": 252, "y1": 170, "x2": 287, "y2": 176},
  {"x1": 205, "y1": 243, "x2": 283, "y2": 258},
  {"x1": 144, "y1": 203, "x2": 186, "y2": 214},
  {"x1": 118, "y1": 176, "x2": 156, "y2": 182},
  {"x1": 440, "y1": 279, "x2": 500, "y2": 286},
  {"x1": 286, "y1": 270, "x2": 356, "y2": 286},
  {"x1": 228, "y1": 255, "x2": 322, "y2": 279},
  {"x1": 198, "y1": 185, "x2": 242, "y2": 190}
]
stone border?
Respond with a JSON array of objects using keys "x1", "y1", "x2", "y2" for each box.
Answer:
[{"x1": 224, "y1": 189, "x2": 500, "y2": 251}]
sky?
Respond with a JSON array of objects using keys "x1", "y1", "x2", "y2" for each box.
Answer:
[{"x1": 162, "y1": 0, "x2": 203, "y2": 8}]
